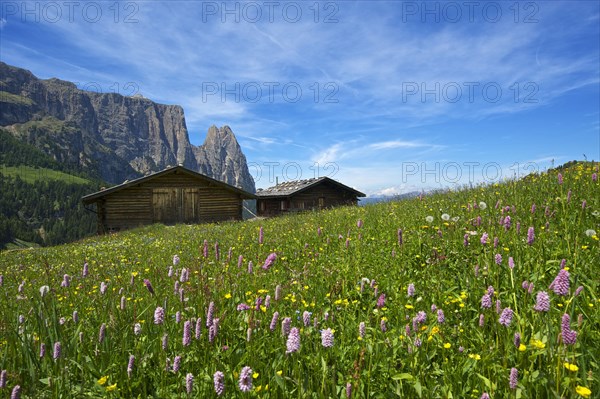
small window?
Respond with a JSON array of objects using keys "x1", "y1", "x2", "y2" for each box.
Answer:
[
  {"x1": 318, "y1": 197, "x2": 325, "y2": 207},
  {"x1": 281, "y1": 200, "x2": 288, "y2": 210}
]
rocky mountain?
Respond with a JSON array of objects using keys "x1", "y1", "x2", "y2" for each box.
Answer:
[{"x1": 0, "y1": 62, "x2": 255, "y2": 192}]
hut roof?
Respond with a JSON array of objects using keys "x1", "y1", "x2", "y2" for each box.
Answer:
[
  {"x1": 255, "y1": 177, "x2": 365, "y2": 199},
  {"x1": 82, "y1": 165, "x2": 256, "y2": 204}
]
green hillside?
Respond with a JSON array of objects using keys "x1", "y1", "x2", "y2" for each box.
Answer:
[
  {"x1": 0, "y1": 162, "x2": 598, "y2": 398},
  {"x1": 0, "y1": 128, "x2": 102, "y2": 247},
  {"x1": 0, "y1": 165, "x2": 91, "y2": 185}
]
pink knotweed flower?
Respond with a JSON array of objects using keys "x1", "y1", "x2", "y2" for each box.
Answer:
[
  {"x1": 82, "y1": 262, "x2": 89, "y2": 277},
  {"x1": 516, "y1": 222, "x2": 521, "y2": 234},
  {"x1": 120, "y1": 296, "x2": 126, "y2": 310},
  {"x1": 415, "y1": 311, "x2": 427, "y2": 324},
  {"x1": 162, "y1": 334, "x2": 168, "y2": 350},
  {"x1": 514, "y1": 333, "x2": 521, "y2": 348},
  {"x1": 173, "y1": 254, "x2": 180, "y2": 266},
  {"x1": 527, "y1": 227, "x2": 535, "y2": 245},
  {"x1": 437, "y1": 309, "x2": 445, "y2": 323},
  {"x1": 182, "y1": 321, "x2": 192, "y2": 346},
  {"x1": 40, "y1": 343, "x2": 46, "y2": 358},
  {"x1": 533, "y1": 291, "x2": 550, "y2": 312},
  {"x1": 185, "y1": 373, "x2": 194, "y2": 394},
  {"x1": 286, "y1": 327, "x2": 301, "y2": 354},
  {"x1": 98, "y1": 323, "x2": 106, "y2": 343},
  {"x1": 270, "y1": 312, "x2": 279, "y2": 332},
  {"x1": 179, "y1": 268, "x2": 189, "y2": 283},
  {"x1": 380, "y1": 318, "x2": 387, "y2": 332},
  {"x1": 214, "y1": 241, "x2": 220, "y2": 260},
  {"x1": 202, "y1": 240, "x2": 209, "y2": 258},
  {"x1": 480, "y1": 232, "x2": 489, "y2": 245},
  {"x1": 480, "y1": 393, "x2": 490, "y2": 399},
  {"x1": 407, "y1": 283, "x2": 415, "y2": 297},
  {"x1": 302, "y1": 311, "x2": 311, "y2": 327},
  {"x1": 282, "y1": 317, "x2": 292, "y2": 337},
  {"x1": 247, "y1": 261, "x2": 253, "y2": 274},
  {"x1": 173, "y1": 355, "x2": 181, "y2": 372},
  {"x1": 321, "y1": 328, "x2": 334, "y2": 347},
  {"x1": 175, "y1": 311, "x2": 181, "y2": 324},
  {"x1": 154, "y1": 307, "x2": 165, "y2": 324},
  {"x1": 209, "y1": 324, "x2": 216, "y2": 343},
  {"x1": 509, "y1": 367, "x2": 518, "y2": 389},
  {"x1": 134, "y1": 323, "x2": 141, "y2": 335},
  {"x1": 238, "y1": 366, "x2": 253, "y2": 392},
  {"x1": 504, "y1": 215, "x2": 511, "y2": 230},
  {"x1": 346, "y1": 382, "x2": 352, "y2": 398},
  {"x1": 214, "y1": 371, "x2": 225, "y2": 396},
  {"x1": 494, "y1": 253, "x2": 502, "y2": 265},
  {"x1": 359, "y1": 321, "x2": 366, "y2": 338},
  {"x1": 265, "y1": 295, "x2": 271, "y2": 308},
  {"x1": 275, "y1": 284, "x2": 282, "y2": 301},
  {"x1": 481, "y1": 293, "x2": 492, "y2": 309},
  {"x1": 496, "y1": 299, "x2": 502, "y2": 314},
  {"x1": 508, "y1": 257, "x2": 515, "y2": 269},
  {"x1": 582, "y1": 200, "x2": 587, "y2": 209},
  {"x1": 195, "y1": 318, "x2": 202, "y2": 340},
  {"x1": 561, "y1": 314, "x2": 577, "y2": 345},
  {"x1": 237, "y1": 255, "x2": 243, "y2": 268},
  {"x1": 557, "y1": 173, "x2": 563, "y2": 185},
  {"x1": 61, "y1": 274, "x2": 70, "y2": 288},
  {"x1": 493, "y1": 237, "x2": 499, "y2": 249},
  {"x1": 127, "y1": 355, "x2": 135, "y2": 378},
  {"x1": 206, "y1": 301, "x2": 215, "y2": 327},
  {"x1": 0, "y1": 370, "x2": 6, "y2": 388},
  {"x1": 593, "y1": 172, "x2": 598, "y2": 182},
  {"x1": 376, "y1": 293, "x2": 386, "y2": 308},
  {"x1": 575, "y1": 286, "x2": 584, "y2": 296},
  {"x1": 262, "y1": 252, "x2": 277, "y2": 270},
  {"x1": 11, "y1": 385, "x2": 21, "y2": 399},
  {"x1": 479, "y1": 314, "x2": 485, "y2": 327},
  {"x1": 549, "y1": 269, "x2": 570, "y2": 296},
  {"x1": 499, "y1": 308, "x2": 513, "y2": 327}
]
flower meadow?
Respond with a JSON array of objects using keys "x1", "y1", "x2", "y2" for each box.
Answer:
[{"x1": 0, "y1": 162, "x2": 598, "y2": 398}]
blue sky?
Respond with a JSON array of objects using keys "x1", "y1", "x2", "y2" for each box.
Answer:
[{"x1": 1, "y1": 1, "x2": 599, "y2": 195}]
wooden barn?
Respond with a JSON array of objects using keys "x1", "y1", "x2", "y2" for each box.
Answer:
[
  {"x1": 82, "y1": 165, "x2": 255, "y2": 234},
  {"x1": 255, "y1": 177, "x2": 365, "y2": 217}
]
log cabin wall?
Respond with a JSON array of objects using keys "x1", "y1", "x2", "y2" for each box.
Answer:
[{"x1": 94, "y1": 169, "x2": 244, "y2": 233}]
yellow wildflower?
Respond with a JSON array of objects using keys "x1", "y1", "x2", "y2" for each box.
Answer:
[
  {"x1": 576, "y1": 386, "x2": 591, "y2": 398},
  {"x1": 518, "y1": 344, "x2": 526, "y2": 352},
  {"x1": 106, "y1": 383, "x2": 117, "y2": 391},
  {"x1": 97, "y1": 376, "x2": 108, "y2": 385},
  {"x1": 443, "y1": 343, "x2": 451, "y2": 349},
  {"x1": 564, "y1": 362, "x2": 579, "y2": 372},
  {"x1": 224, "y1": 293, "x2": 232, "y2": 299}
]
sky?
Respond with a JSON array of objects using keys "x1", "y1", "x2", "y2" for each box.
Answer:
[{"x1": 1, "y1": 0, "x2": 599, "y2": 195}]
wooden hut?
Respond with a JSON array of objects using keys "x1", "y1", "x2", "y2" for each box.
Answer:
[
  {"x1": 82, "y1": 165, "x2": 255, "y2": 234},
  {"x1": 255, "y1": 177, "x2": 365, "y2": 217}
]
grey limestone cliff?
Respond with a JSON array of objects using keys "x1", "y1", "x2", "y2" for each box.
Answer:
[{"x1": 0, "y1": 62, "x2": 255, "y2": 192}]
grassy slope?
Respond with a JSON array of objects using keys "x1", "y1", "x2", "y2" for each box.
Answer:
[
  {"x1": 0, "y1": 165, "x2": 90, "y2": 185},
  {"x1": 0, "y1": 162, "x2": 598, "y2": 398}
]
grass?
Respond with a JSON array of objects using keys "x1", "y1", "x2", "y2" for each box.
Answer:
[
  {"x1": 0, "y1": 165, "x2": 91, "y2": 185},
  {"x1": 0, "y1": 161, "x2": 598, "y2": 398}
]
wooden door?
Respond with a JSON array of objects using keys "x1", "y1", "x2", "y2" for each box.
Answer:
[
  {"x1": 152, "y1": 188, "x2": 178, "y2": 224},
  {"x1": 153, "y1": 188, "x2": 200, "y2": 224}
]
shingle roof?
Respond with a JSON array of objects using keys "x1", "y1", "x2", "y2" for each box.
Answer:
[
  {"x1": 82, "y1": 165, "x2": 256, "y2": 204},
  {"x1": 255, "y1": 177, "x2": 365, "y2": 198}
]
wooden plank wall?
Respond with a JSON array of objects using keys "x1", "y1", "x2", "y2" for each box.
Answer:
[{"x1": 97, "y1": 170, "x2": 243, "y2": 232}]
